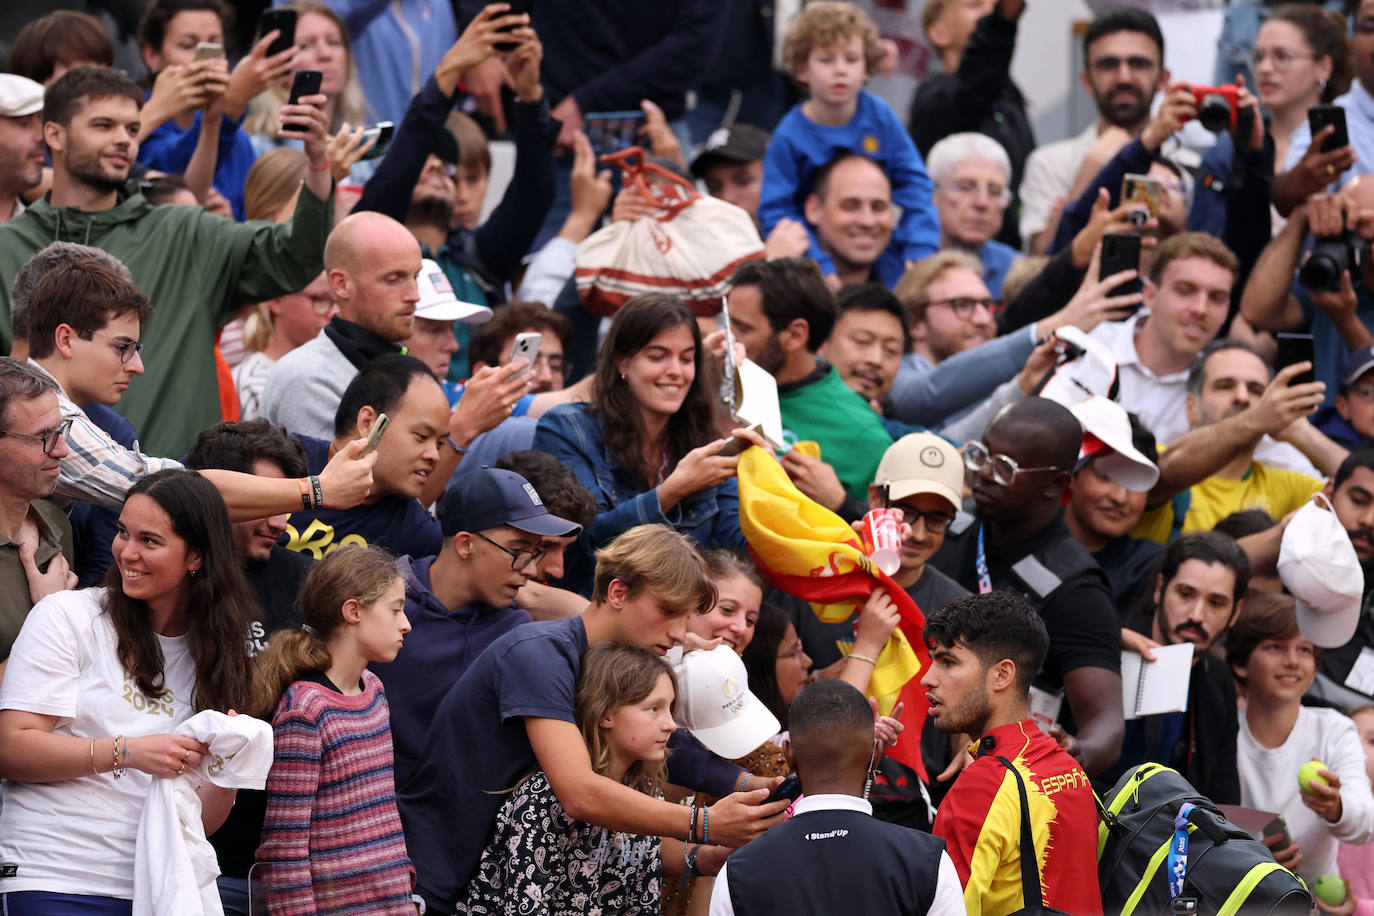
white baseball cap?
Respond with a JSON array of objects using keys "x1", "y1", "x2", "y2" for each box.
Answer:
[
  {"x1": 1070, "y1": 396, "x2": 1159, "y2": 493},
  {"x1": 1279, "y1": 493, "x2": 1365, "y2": 648},
  {"x1": 415, "y1": 259, "x2": 491, "y2": 323},
  {"x1": 873, "y1": 433, "x2": 962, "y2": 510},
  {"x1": 673, "y1": 646, "x2": 780, "y2": 759}
]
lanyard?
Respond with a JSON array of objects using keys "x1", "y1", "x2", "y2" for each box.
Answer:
[
  {"x1": 975, "y1": 525, "x2": 993, "y2": 595},
  {"x1": 1168, "y1": 802, "x2": 1194, "y2": 900}
]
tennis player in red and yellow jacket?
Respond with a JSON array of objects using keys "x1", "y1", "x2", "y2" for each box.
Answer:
[{"x1": 923, "y1": 591, "x2": 1103, "y2": 915}]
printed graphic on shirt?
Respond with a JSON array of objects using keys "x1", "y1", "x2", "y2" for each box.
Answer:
[
  {"x1": 121, "y1": 672, "x2": 177, "y2": 718},
  {"x1": 245, "y1": 619, "x2": 271, "y2": 657},
  {"x1": 284, "y1": 519, "x2": 368, "y2": 559}
]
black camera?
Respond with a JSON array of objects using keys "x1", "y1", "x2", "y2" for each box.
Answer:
[{"x1": 1298, "y1": 231, "x2": 1367, "y2": 293}]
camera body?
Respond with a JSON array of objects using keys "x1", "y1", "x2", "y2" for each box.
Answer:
[
  {"x1": 1299, "y1": 231, "x2": 1367, "y2": 293},
  {"x1": 1181, "y1": 84, "x2": 1239, "y2": 132}
]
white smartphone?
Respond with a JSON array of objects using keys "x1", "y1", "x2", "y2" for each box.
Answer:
[{"x1": 508, "y1": 331, "x2": 541, "y2": 377}]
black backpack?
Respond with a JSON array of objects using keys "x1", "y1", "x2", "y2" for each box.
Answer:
[{"x1": 1096, "y1": 763, "x2": 1312, "y2": 916}]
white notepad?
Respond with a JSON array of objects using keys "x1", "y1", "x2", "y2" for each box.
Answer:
[{"x1": 1121, "y1": 643, "x2": 1195, "y2": 720}]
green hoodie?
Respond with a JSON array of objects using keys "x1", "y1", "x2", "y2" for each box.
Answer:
[{"x1": 0, "y1": 186, "x2": 332, "y2": 457}]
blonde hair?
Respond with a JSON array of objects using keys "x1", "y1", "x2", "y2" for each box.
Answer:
[
  {"x1": 250, "y1": 545, "x2": 401, "y2": 717},
  {"x1": 243, "y1": 147, "x2": 308, "y2": 222},
  {"x1": 591, "y1": 524, "x2": 716, "y2": 616},
  {"x1": 242, "y1": 0, "x2": 368, "y2": 139},
  {"x1": 576, "y1": 643, "x2": 677, "y2": 794},
  {"x1": 781, "y1": 1, "x2": 885, "y2": 79},
  {"x1": 445, "y1": 110, "x2": 490, "y2": 175},
  {"x1": 894, "y1": 249, "x2": 986, "y2": 322},
  {"x1": 1000, "y1": 255, "x2": 1048, "y2": 306}
]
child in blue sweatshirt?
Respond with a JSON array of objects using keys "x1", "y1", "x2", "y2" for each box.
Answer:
[{"x1": 760, "y1": 1, "x2": 939, "y2": 288}]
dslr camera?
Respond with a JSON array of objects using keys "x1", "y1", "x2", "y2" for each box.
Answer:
[
  {"x1": 1299, "y1": 228, "x2": 1368, "y2": 293},
  {"x1": 1180, "y1": 84, "x2": 1239, "y2": 133}
]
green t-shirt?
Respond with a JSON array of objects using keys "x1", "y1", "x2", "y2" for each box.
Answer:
[{"x1": 779, "y1": 364, "x2": 894, "y2": 499}]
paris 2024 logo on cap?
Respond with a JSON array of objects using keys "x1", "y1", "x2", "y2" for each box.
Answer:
[{"x1": 720, "y1": 677, "x2": 745, "y2": 715}]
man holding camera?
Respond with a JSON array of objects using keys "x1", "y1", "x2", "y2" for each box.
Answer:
[{"x1": 1242, "y1": 183, "x2": 1374, "y2": 403}]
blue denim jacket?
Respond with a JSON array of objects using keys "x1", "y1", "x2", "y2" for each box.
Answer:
[{"x1": 533, "y1": 403, "x2": 746, "y2": 594}]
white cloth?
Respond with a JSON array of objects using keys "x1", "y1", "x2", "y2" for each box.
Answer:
[
  {"x1": 0, "y1": 589, "x2": 194, "y2": 899},
  {"x1": 707, "y1": 794, "x2": 965, "y2": 916},
  {"x1": 514, "y1": 236, "x2": 577, "y2": 307},
  {"x1": 232, "y1": 349, "x2": 276, "y2": 422},
  {"x1": 1238, "y1": 705, "x2": 1374, "y2": 884},
  {"x1": 1019, "y1": 125, "x2": 1099, "y2": 246},
  {"x1": 133, "y1": 710, "x2": 274, "y2": 916}
]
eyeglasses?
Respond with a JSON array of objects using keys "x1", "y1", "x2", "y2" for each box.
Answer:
[
  {"x1": 92, "y1": 332, "x2": 144, "y2": 365},
  {"x1": 424, "y1": 157, "x2": 458, "y2": 179},
  {"x1": 0, "y1": 416, "x2": 73, "y2": 454},
  {"x1": 777, "y1": 642, "x2": 806, "y2": 660},
  {"x1": 1249, "y1": 48, "x2": 1316, "y2": 70},
  {"x1": 938, "y1": 178, "x2": 1012, "y2": 206},
  {"x1": 474, "y1": 530, "x2": 545, "y2": 571},
  {"x1": 964, "y1": 440, "x2": 1061, "y2": 486},
  {"x1": 884, "y1": 498, "x2": 957, "y2": 534},
  {"x1": 307, "y1": 294, "x2": 336, "y2": 315},
  {"x1": 927, "y1": 296, "x2": 998, "y2": 317},
  {"x1": 1090, "y1": 55, "x2": 1158, "y2": 74}
]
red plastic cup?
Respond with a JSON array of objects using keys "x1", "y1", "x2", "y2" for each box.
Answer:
[{"x1": 861, "y1": 508, "x2": 902, "y2": 576}]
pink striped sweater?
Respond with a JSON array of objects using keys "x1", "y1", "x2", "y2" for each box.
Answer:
[{"x1": 257, "y1": 670, "x2": 416, "y2": 915}]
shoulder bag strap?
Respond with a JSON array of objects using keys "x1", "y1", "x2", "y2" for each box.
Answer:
[{"x1": 995, "y1": 755, "x2": 1046, "y2": 912}]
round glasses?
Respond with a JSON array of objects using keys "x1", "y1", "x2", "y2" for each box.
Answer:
[
  {"x1": 964, "y1": 440, "x2": 1061, "y2": 486},
  {"x1": 474, "y1": 531, "x2": 545, "y2": 571},
  {"x1": 92, "y1": 332, "x2": 144, "y2": 365}
]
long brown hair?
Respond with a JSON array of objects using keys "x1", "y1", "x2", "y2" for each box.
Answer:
[
  {"x1": 575, "y1": 643, "x2": 677, "y2": 795},
  {"x1": 250, "y1": 544, "x2": 401, "y2": 717},
  {"x1": 592, "y1": 293, "x2": 720, "y2": 487},
  {"x1": 103, "y1": 470, "x2": 256, "y2": 713}
]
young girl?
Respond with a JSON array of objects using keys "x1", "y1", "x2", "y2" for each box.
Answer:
[
  {"x1": 458, "y1": 643, "x2": 686, "y2": 914},
  {"x1": 254, "y1": 545, "x2": 417, "y2": 915}
]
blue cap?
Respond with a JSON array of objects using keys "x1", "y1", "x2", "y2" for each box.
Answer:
[
  {"x1": 439, "y1": 467, "x2": 582, "y2": 538},
  {"x1": 1341, "y1": 345, "x2": 1374, "y2": 389}
]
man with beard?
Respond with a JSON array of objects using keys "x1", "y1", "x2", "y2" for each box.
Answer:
[
  {"x1": 1311, "y1": 450, "x2": 1374, "y2": 708},
  {"x1": 0, "y1": 76, "x2": 45, "y2": 225},
  {"x1": 1133, "y1": 340, "x2": 1339, "y2": 542},
  {"x1": 1019, "y1": 8, "x2": 1167, "y2": 254},
  {"x1": 724, "y1": 257, "x2": 894, "y2": 503},
  {"x1": 0, "y1": 65, "x2": 332, "y2": 457},
  {"x1": 1112, "y1": 533, "x2": 1251, "y2": 803},
  {"x1": 929, "y1": 397, "x2": 1124, "y2": 776}
]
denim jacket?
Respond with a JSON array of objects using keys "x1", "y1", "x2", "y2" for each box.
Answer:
[{"x1": 533, "y1": 404, "x2": 746, "y2": 594}]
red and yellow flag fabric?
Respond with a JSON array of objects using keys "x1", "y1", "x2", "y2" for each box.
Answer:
[{"x1": 736, "y1": 447, "x2": 931, "y2": 781}]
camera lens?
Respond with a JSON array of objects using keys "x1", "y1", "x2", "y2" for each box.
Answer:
[
  {"x1": 1126, "y1": 207, "x2": 1149, "y2": 228},
  {"x1": 1198, "y1": 94, "x2": 1231, "y2": 133}
]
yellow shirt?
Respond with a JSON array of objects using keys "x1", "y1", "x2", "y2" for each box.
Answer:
[{"x1": 1134, "y1": 460, "x2": 1323, "y2": 543}]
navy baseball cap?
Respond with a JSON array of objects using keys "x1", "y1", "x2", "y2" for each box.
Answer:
[
  {"x1": 1341, "y1": 345, "x2": 1374, "y2": 389},
  {"x1": 439, "y1": 467, "x2": 582, "y2": 538}
]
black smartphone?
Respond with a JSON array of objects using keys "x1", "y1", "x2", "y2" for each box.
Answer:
[
  {"x1": 493, "y1": 0, "x2": 533, "y2": 53},
  {"x1": 764, "y1": 773, "x2": 803, "y2": 805},
  {"x1": 358, "y1": 121, "x2": 395, "y2": 160},
  {"x1": 281, "y1": 69, "x2": 322, "y2": 133},
  {"x1": 1100, "y1": 232, "x2": 1143, "y2": 303},
  {"x1": 258, "y1": 8, "x2": 298, "y2": 57},
  {"x1": 1309, "y1": 104, "x2": 1349, "y2": 155},
  {"x1": 1276, "y1": 333, "x2": 1316, "y2": 386}
]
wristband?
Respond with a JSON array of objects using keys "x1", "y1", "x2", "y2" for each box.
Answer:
[
  {"x1": 309, "y1": 475, "x2": 323, "y2": 509},
  {"x1": 702, "y1": 804, "x2": 709, "y2": 845},
  {"x1": 308, "y1": 161, "x2": 331, "y2": 172},
  {"x1": 848, "y1": 653, "x2": 879, "y2": 666},
  {"x1": 740, "y1": 773, "x2": 750, "y2": 792},
  {"x1": 298, "y1": 478, "x2": 312, "y2": 511}
]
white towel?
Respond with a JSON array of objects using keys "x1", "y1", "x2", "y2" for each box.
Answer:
[{"x1": 133, "y1": 710, "x2": 274, "y2": 916}]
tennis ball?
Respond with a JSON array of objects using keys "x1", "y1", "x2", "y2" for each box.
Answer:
[
  {"x1": 1299, "y1": 760, "x2": 1331, "y2": 795},
  {"x1": 1314, "y1": 874, "x2": 1347, "y2": 906}
]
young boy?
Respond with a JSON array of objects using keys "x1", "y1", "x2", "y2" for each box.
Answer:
[{"x1": 760, "y1": 1, "x2": 938, "y2": 287}]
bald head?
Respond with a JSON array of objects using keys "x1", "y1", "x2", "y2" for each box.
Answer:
[
  {"x1": 322, "y1": 212, "x2": 423, "y2": 341},
  {"x1": 987, "y1": 398, "x2": 1083, "y2": 471}
]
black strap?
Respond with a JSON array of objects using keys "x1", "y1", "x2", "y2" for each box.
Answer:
[{"x1": 996, "y1": 756, "x2": 1045, "y2": 911}]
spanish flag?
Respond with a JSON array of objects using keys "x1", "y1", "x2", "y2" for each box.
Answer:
[{"x1": 737, "y1": 447, "x2": 931, "y2": 781}]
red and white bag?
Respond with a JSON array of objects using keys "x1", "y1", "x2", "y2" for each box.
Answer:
[{"x1": 574, "y1": 147, "x2": 765, "y2": 317}]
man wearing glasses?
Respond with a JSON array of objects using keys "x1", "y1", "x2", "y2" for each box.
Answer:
[
  {"x1": 1317, "y1": 346, "x2": 1374, "y2": 449},
  {"x1": 371, "y1": 465, "x2": 581, "y2": 787},
  {"x1": 926, "y1": 132, "x2": 1022, "y2": 299},
  {"x1": 930, "y1": 397, "x2": 1125, "y2": 777}
]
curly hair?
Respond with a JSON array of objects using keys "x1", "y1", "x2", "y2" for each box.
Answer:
[{"x1": 781, "y1": 1, "x2": 885, "y2": 78}]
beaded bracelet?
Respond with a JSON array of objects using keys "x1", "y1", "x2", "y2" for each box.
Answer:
[
  {"x1": 702, "y1": 804, "x2": 710, "y2": 845},
  {"x1": 688, "y1": 804, "x2": 698, "y2": 843},
  {"x1": 112, "y1": 735, "x2": 125, "y2": 779},
  {"x1": 848, "y1": 653, "x2": 879, "y2": 666}
]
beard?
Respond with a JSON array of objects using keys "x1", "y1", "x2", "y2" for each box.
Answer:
[
  {"x1": 1097, "y1": 85, "x2": 1152, "y2": 129},
  {"x1": 0, "y1": 143, "x2": 41, "y2": 196},
  {"x1": 754, "y1": 333, "x2": 788, "y2": 377},
  {"x1": 65, "y1": 143, "x2": 129, "y2": 194},
  {"x1": 408, "y1": 193, "x2": 454, "y2": 230}
]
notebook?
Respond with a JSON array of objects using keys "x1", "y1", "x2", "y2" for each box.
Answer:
[{"x1": 1120, "y1": 643, "x2": 1195, "y2": 720}]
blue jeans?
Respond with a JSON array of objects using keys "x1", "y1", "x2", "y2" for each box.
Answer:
[{"x1": 1, "y1": 893, "x2": 132, "y2": 916}]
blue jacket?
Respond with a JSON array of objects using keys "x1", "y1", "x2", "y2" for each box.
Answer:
[
  {"x1": 137, "y1": 108, "x2": 258, "y2": 220},
  {"x1": 532, "y1": 404, "x2": 746, "y2": 595}
]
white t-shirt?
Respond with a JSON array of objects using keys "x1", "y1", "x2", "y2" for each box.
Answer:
[
  {"x1": 1238, "y1": 705, "x2": 1374, "y2": 884},
  {"x1": 0, "y1": 588, "x2": 196, "y2": 899}
]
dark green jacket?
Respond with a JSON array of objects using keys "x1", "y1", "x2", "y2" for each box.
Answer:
[{"x1": 0, "y1": 185, "x2": 332, "y2": 456}]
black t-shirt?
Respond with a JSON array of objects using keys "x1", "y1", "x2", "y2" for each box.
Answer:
[
  {"x1": 243, "y1": 546, "x2": 313, "y2": 656},
  {"x1": 1094, "y1": 535, "x2": 1164, "y2": 618}
]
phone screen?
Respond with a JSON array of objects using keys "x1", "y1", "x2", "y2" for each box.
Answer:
[
  {"x1": 1276, "y1": 333, "x2": 1316, "y2": 386},
  {"x1": 585, "y1": 111, "x2": 646, "y2": 160}
]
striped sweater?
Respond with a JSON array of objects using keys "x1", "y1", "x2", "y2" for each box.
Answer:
[{"x1": 257, "y1": 670, "x2": 416, "y2": 915}]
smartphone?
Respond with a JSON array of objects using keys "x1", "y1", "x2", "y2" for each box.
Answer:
[
  {"x1": 764, "y1": 773, "x2": 803, "y2": 805},
  {"x1": 358, "y1": 121, "x2": 395, "y2": 161},
  {"x1": 1276, "y1": 333, "x2": 1316, "y2": 386},
  {"x1": 717, "y1": 436, "x2": 750, "y2": 458},
  {"x1": 1309, "y1": 104, "x2": 1349, "y2": 155},
  {"x1": 1261, "y1": 813, "x2": 1293, "y2": 849},
  {"x1": 493, "y1": 0, "x2": 533, "y2": 54},
  {"x1": 193, "y1": 42, "x2": 224, "y2": 61},
  {"x1": 585, "y1": 111, "x2": 646, "y2": 160},
  {"x1": 1100, "y1": 232, "x2": 1143, "y2": 304},
  {"x1": 356, "y1": 413, "x2": 390, "y2": 458},
  {"x1": 258, "y1": 9, "x2": 298, "y2": 57},
  {"x1": 1121, "y1": 173, "x2": 1163, "y2": 230},
  {"x1": 281, "y1": 70, "x2": 322, "y2": 133},
  {"x1": 507, "y1": 331, "x2": 541, "y2": 377}
]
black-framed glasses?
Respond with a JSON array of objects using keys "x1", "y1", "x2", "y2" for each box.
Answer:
[
  {"x1": 964, "y1": 440, "x2": 1061, "y2": 486},
  {"x1": 928, "y1": 296, "x2": 998, "y2": 317},
  {"x1": 474, "y1": 530, "x2": 545, "y2": 571},
  {"x1": 883, "y1": 497, "x2": 957, "y2": 534},
  {"x1": 1090, "y1": 55, "x2": 1158, "y2": 73},
  {"x1": 0, "y1": 416, "x2": 73, "y2": 454},
  {"x1": 92, "y1": 331, "x2": 144, "y2": 364}
]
